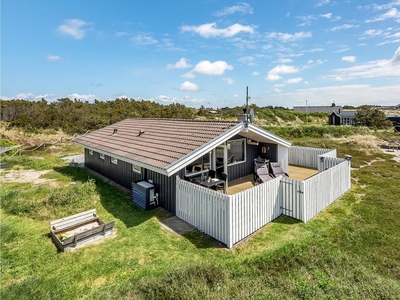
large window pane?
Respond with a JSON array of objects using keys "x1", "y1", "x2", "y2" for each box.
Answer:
[
  {"x1": 185, "y1": 153, "x2": 210, "y2": 175},
  {"x1": 227, "y1": 139, "x2": 245, "y2": 164}
]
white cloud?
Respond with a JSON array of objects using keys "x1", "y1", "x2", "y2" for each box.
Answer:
[
  {"x1": 330, "y1": 24, "x2": 359, "y2": 31},
  {"x1": 273, "y1": 84, "x2": 285, "y2": 87},
  {"x1": 342, "y1": 56, "x2": 356, "y2": 62},
  {"x1": 290, "y1": 84, "x2": 400, "y2": 106},
  {"x1": 324, "y1": 46, "x2": 400, "y2": 80},
  {"x1": 68, "y1": 93, "x2": 96, "y2": 101},
  {"x1": 269, "y1": 65, "x2": 299, "y2": 75},
  {"x1": 181, "y1": 23, "x2": 254, "y2": 38},
  {"x1": 358, "y1": 43, "x2": 367, "y2": 46},
  {"x1": 332, "y1": 48, "x2": 350, "y2": 53},
  {"x1": 362, "y1": 29, "x2": 384, "y2": 37},
  {"x1": 130, "y1": 33, "x2": 158, "y2": 45},
  {"x1": 275, "y1": 58, "x2": 293, "y2": 63},
  {"x1": 305, "y1": 47, "x2": 324, "y2": 53},
  {"x1": 180, "y1": 81, "x2": 199, "y2": 92},
  {"x1": 252, "y1": 71, "x2": 260, "y2": 76},
  {"x1": 57, "y1": 19, "x2": 88, "y2": 39},
  {"x1": 266, "y1": 64, "x2": 299, "y2": 81},
  {"x1": 222, "y1": 77, "x2": 235, "y2": 84},
  {"x1": 238, "y1": 56, "x2": 256, "y2": 65},
  {"x1": 265, "y1": 31, "x2": 312, "y2": 42},
  {"x1": 315, "y1": 0, "x2": 330, "y2": 7},
  {"x1": 266, "y1": 74, "x2": 282, "y2": 81},
  {"x1": 321, "y1": 13, "x2": 333, "y2": 19},
  {"x1": 167, "y1": 58, "x2": 192, "y2": 69},
  {"x1": 182, "y1": 60, "x2": 233, "y2": 78},
  {"x1": 47, "y1": 55, "x2": 60, "y2": 61},
  {"x1": 3, "y1": 93, "x2": 57, "y2": 101},
  {"x1": 366, "y1": 8, "x2": 400, "y2": 22},
  {"x1": 371, "y1": 1, "x2": 400, "y2": 11},
  {"x1": 115, "y1": 32, "x2": 128, "y2": 37},
  {"x1": 262, "y1": 44, "x2": 273, "y2": 50},
  {"x1": 214, "y1": 3, "x2": 253, "y2": 16},
  {"x1": 16, "y1": 93, "x2": 35, "y2": 100},
  {"x1": 274, "y1": 88, "x2": 282, "y2": 93},
  {"x1": 151, "y1": 95, "x2": 204, "y2": 105},
  {"x1": 286, "y1": 77, "x2": 303, "y2": 84},
  {"x1": 233, "y1": 94, "x2": 239, "y2": 98}
]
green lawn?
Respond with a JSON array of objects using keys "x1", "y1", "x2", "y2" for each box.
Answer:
[{"x1": 1, "y1": 139, "x2": 400, "y2": 299}]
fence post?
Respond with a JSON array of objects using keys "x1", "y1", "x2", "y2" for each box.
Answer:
[{"x1": 227, "y1": 196, "x2": 232, "y2": 248}]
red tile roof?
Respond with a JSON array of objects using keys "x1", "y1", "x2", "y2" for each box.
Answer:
[{"x1": 73, "y1": 118, "x2": 242, "y2": 170}]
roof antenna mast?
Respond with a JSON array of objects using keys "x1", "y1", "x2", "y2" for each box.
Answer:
[{"x1": 246, "y1": 86, "x2": 249, "y2": 125}]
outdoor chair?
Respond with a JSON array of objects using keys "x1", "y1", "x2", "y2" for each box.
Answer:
[
  {"x1": 208, "y1": 169, "x2": 216, "y2": 179},
  {"x1": 215, "y1": 172, "x2": 227, "y2": 193},
  {"x1": 270, "y1": 162, "x2": 289, "y2": 178},
  {"x1": 255, "y1": 165, "x2": 274, "y2": 184}
]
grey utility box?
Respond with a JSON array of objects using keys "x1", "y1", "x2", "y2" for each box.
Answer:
[{"x1": 132, "y1": 181, "x2": 156, "y2": 210}]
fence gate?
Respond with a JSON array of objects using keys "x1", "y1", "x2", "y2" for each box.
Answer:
[{"x1": 280, "y1": 177, "x2": 304, "y2": 221}]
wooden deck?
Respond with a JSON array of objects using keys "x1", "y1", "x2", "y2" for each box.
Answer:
[{"x1": 226, "y1": 165, "x2": 318, "y2": 195}]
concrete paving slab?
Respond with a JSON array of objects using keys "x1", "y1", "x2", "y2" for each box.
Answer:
[{"x1": 160, "y1": 216, "x2": 196, "y2": 235}]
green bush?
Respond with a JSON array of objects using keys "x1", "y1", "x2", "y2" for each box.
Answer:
[{"x1": 264, "y1": 125, "x2": 369, "y2": 139}]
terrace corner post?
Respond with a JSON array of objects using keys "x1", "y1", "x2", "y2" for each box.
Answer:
[{"x1": 227, "y1": 195, "x2": 233, "y2": 249}]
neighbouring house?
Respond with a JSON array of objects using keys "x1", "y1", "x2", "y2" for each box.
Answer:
[
  {"x1": 329, "y1": 110, "x2": 357, "y2": 126},
  {"x1": 73, "y1": 118, "x2": 291, "y2": 214},
  {"x1": 294, "y1": 103, "x2": 342, "y2": 113},
  {"x1": 73, "y1": 118, "x2": 351, "y2": 248},
  {"x1": 387, "y1": 114, "x2": 400, "y2": 131},
  {"x1": 380, "y1": 104, "x2": 400, "y2": 110}
]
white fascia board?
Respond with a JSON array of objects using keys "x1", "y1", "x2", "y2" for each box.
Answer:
[
  {"x1": 165, "y1": 122, "x2": 244, "y2": 176},
  {"x1": 73, "y1": 141, "x2": 169, "y2": 176},
  {"x1": 247, "y1": 123, "x2": 292, "y2": 148}
]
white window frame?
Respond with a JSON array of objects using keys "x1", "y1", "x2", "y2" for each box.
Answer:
[
  {"x1": 88, "y1": 149, "x2": 93, "y2": 155},
  {"x1": 132, "y1": 164, "x2": 141, "y2": 174},
  {"x1": 184, "y1": 152, "x2": 211, "y2": 176},
  {"x1": 99, "y1": 153, "x2": 105, "y2": 160},
  {"x1": 111, "y1": 157, "x2": 118, "y2": 165},
  {"x1": 227, "y1": 138, "x2": 246, "y2": 166}
]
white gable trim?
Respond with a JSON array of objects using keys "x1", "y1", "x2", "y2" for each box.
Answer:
[
  {"x1": 165, "y1": 122, "x2": 244, "y2": 176},
  {"x1": 247, "y1": 123, "x2": 291, "y2": 148}
]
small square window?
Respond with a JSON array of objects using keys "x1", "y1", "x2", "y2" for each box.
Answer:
[
  {"x1": 111, "y1": 157, "x2": 118, "y2": 165},
  {"x1": 99, "y1": 153, "x2": 105, "y2": 160},
  {"x1": 88, "y1": 150, "x2": 93, "y2": 155},
  {"x1": 132, "y1": 164, "x2": 141, "y2": 173}
]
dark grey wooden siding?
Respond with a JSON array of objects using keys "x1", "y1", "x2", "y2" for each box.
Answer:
[{"x1": 84, "y1": 148, "x2": 184, "y2": 214}]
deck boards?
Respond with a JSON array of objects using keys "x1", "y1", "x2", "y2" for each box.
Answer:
[{"x1": 226, "y1": 165, "x2": 318, "y2": 195}]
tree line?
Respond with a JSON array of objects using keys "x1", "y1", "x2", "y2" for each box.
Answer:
[
  {"x1": 1, "y1": 98, "x2": 316, "y2": 134},
  {"x1": 1, "y1": 98, "x2": 392, "y2": 135}
]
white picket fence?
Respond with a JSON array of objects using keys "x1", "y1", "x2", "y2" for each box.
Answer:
[
  {"x1": 176, "y1": 148, "x2": 351, "y2": 248},
  {"x1": 303, "y1": 159, "x2": 351, "y2": 222},
  {"x1": 289, "y1": 146, "x2": 336, "y2": 169},
  {"x1": 175, "y1": 179, "x2": 230, "y2": 244},
  {"x1": 229, "y1": 178, "x2": 281, "y2": 248}
]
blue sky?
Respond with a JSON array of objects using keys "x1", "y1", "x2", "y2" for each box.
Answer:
[{"x1": 2, "y1": 0, "x2": 400, "y2": 108}]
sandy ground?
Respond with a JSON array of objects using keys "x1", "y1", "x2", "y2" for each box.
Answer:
[
  {"x1": 379, "y1": 148, "x2": 400, "y2": 163},
  {"x1": 0, "y1": 169, "x2": 58, "y2": 185}
]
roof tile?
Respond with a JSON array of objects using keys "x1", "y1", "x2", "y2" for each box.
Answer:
[{"x1": 74, "y1": 118, "x2": 241, "y2": 170}]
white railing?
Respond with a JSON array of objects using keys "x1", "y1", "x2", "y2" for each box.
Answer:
[
  {"x1": 176, "y1": 149, "x2": 351, "y2": 248},
  {"x1": 229, "y1": 177, "x2": 281, "y2": 248},
  {"x1": 289, "y1": 146, "x2": 336, "y2": 169},
  {"x1": 303, "y1": 159, "x2": 351, "y2": 222},
  {"x1": 176, "y1": 179, "x2": 230, "y2": 245},
  {"x1": 280, "y1": 177, "x2": 305, "y2": 221}
]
